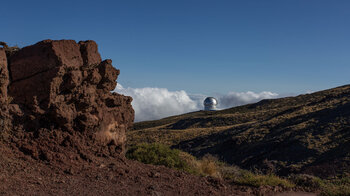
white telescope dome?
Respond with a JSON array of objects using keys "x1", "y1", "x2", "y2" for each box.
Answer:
[{"x1": 203, "y1": 97, "x2": 218, "y2": 111}]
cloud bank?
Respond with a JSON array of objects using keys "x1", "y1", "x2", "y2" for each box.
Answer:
[
  {"x1": 115, "y1": 84, "x2": 198, "y2": 122},
  {"x1": 218, "y1": 91, "x2": 278, "y2": 108},
  {"x1": 114, "y1": 84, "x2": 279, "y2": 122}
]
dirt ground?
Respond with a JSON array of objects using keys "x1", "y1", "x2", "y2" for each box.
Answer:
[{"x1": 0, "y1": 141, "x2": 318, "y2": 196}]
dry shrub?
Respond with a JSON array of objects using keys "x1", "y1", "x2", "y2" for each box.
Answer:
[
  {"x1": 219, "y1": 164, "x2": 242, "y2": 180},
  {"x1": 199, "y1": 154, "x2": 221, "y2": 178},
  {"x1": 178, "y1": 151, "x2": 201, "y2": 174}
]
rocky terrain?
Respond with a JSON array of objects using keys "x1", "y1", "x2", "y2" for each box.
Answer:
[
  {"x1": 131, "y1": 85, "x2": 350, "y2": 178},
  {"x1": 0, "y1": 40, "x2": 295, "y2": 195}
]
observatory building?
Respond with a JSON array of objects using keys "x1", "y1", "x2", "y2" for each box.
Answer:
[{"x1": 204, "y1": 97, "x2": 218, "y2": 111}]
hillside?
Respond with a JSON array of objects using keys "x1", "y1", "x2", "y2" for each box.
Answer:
[{"x1": 130, "y1": 85, "x2": 350, "y2": 177}]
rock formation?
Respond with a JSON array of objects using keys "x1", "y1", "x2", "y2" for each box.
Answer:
[{"x1": 0, "y1": 40, "x2": 134, "y2": 160}]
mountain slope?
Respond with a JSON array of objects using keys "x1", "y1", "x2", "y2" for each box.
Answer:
[{"x1": 129, "y1": 85, "x2": 350, "y2": 177}]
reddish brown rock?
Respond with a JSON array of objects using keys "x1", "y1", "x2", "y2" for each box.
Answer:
[
  {"x1": 79, "y1": 40, "x2": 102, "y2": 66},
  {"x1": 5, "y1": 39, "x2": 134, "y2": 155},
  {"x1": 98, "y1": 59, "x2": 119, "y2": 91},
  {"x1": 9, "y1": 40, "x2": 83, "y2": 82}
]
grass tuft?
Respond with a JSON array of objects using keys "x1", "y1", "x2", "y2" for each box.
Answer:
[{"x1": 233, "y1": 171, "x2": 295, "y2": 188}]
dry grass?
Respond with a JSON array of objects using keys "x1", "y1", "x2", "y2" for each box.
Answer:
[
  {"x1": 233, "y1": 172, "x2": 295, "y2": 188},
  {"x1": 198, "y1": 155, "x2": 221, "y2": 178},
  {"x1": 290, "y1": 174, "x2": 350, "y2": 196},
  {"x1": 127, "y1": 125, "x2": 232, "y2": 147},
  {"x1": 127, "y1": 143, "x2": 297, "y2": 189}
]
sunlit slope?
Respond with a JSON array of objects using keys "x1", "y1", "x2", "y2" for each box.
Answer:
[{"x1": 129, "y1": 85, "x2": 350, "y2": 177}]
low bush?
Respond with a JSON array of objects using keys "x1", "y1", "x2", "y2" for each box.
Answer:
[
  {"x1": 126, "y1": 143, "x2": 222, "y2": 176},
  {"x1": 126, "y1": 143, "x2": 191, "y2": 172},
  {"x1": 233, "y1": 171, "x2": 295, "y2": 188}
]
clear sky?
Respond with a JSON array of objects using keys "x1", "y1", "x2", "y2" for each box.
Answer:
[{"x1": 2, "y1": 0, "x2": 350, "y2": 95}]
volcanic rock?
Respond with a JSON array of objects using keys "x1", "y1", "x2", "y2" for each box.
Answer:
[
  {"x1": 79, "y1": 40, "x2": 102, "y2": 66},
  {"x1": 1, "y1": 39, "x2": 134, "y2": 159}
]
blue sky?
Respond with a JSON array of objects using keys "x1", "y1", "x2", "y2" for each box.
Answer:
[{"x1": 2, "y1": 0, "x2": 350, "y2": 95}]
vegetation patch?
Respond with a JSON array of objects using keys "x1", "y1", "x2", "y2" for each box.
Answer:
[
  {"x1": 127, "y1": 143, "x2": 350, "y2": 195},
  {"x1": 290, "y1": 174, "x2": 350, "y2": 196},
  {"x1": 127, "y1": 143, "x2": 296, "y2": 188},
  {"x1": 319, "y1": 176, "x2": 350, "y2": 196},
  {"x1": 232, "y1": 171, "x2": 295, "y2": 188},
  {"x1": 126, "y1": 143, "x2": 194, "y2": 173}
]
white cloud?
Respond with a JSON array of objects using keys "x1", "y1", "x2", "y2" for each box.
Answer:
[
  {"x1": 218, "y1": 91, "x2": 278, "y2": 109},
  {"x1": 115, "y1": 84, "x2": 198, "y2": 122},
  {"x1": 114, "y1": 84, "x2": 279, "y2": 122}
]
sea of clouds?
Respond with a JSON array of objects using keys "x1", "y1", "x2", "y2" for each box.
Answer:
[{"x1": 114, "y1": 84, "x2": 279, "y2": 122}]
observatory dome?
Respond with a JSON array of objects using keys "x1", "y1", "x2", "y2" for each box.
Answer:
[{"x1": 203, "y1": 97, "x2": 218, "y2": 111}]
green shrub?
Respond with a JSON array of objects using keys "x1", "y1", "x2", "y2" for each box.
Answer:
[
  {"x1": 126, "y1": 143, "x2": 224, "y2": 176},
  {"x1": 126, "y1": 143, "x2": 191, "y2": 172}
]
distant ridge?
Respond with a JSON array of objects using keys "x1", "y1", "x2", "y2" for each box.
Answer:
[{"x1": 130, "y1": 84, "x2": 350, "y2": 177}]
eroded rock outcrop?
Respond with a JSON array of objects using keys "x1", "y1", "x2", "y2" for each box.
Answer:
[{"x1": 0, "y1": 39, "x2": 134, "y2": 159}]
